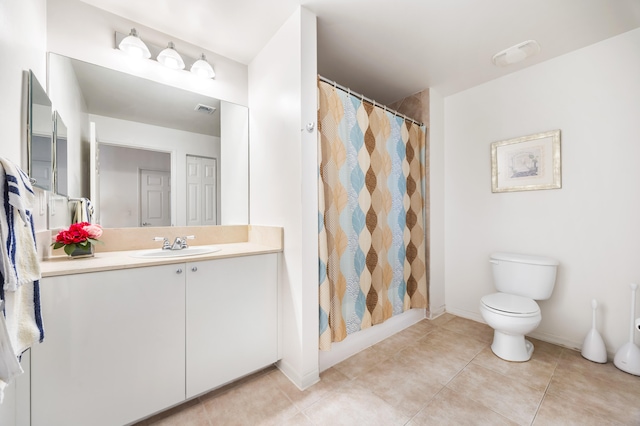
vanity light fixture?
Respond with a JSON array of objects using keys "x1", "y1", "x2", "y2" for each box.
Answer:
[
  {"x1": 115, "y1": 30, "x2": 214, "y2": 79},
  {"x1": 117, "y1": 28, "x2": 151, "y2": 59},
  {"x1": 190, "y1": 54, "x2": 216, "y2": 79},
  {"x1": 492, "y1": 40, "x2": 541, "y2": 67},
  {"x1": 157, "y1": 42, "x2": 185, "y2": 70}
]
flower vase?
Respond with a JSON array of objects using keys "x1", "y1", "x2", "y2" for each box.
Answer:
[{"x1": 69, "y1": 244, "x2": 94, "y2": 259}]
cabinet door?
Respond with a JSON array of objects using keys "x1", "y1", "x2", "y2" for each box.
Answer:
[
  {"x1": 31, "y1": 264, "x2": 186, "y2": 426},
  {"x1": 186, "y1": 254, "x2": 278, "y2": 398}
]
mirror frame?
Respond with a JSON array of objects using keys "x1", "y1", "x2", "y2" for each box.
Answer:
[
  {"x1": 53, "y1": 111, "x2": 69, "y2": 196},
  {"x1": 27, "y1": 69, "x2": 54, "y2": 191}
]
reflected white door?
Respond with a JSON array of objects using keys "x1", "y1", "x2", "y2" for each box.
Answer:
[
  {"x1": 140, "y1": 169, "x2": 171, "y2": 226},
  {"x1": 186, "y1": 156, "x2": 217, "y2": 226}
]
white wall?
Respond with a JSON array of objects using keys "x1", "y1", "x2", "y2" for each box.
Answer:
[
  {"x1": 0, "y1": 0, "x2": 47, "y2": 422},
  {"x1": 249, "y1": 6, "x2": 319, "y2": 389},
  {"x1": 220, "y1": 101, "x2": 249, "y2": 224},
  {"x1": 90, "y1": 114, "x2": 219, "y2": 227},
  {"x1": 444, "y1": 28, "x2": 640, "y2": 354}
]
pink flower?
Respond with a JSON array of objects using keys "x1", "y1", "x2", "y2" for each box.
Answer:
[{"x1": 84, "y1": 224, "x2": 103, "y2": 239}]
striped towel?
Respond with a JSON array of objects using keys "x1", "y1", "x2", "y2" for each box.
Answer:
[
  {"x1": 0, "y1": 158, "x2": 41, "y2": 290},
  {"x1": 0, "y1": 157, "x2": 44, "y2": 402}
]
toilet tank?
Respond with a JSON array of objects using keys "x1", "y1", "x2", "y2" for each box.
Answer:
[{"x1": 490, "y1": 252, "x2": 559, "y2": 300}]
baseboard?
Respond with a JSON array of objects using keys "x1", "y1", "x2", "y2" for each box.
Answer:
[
  {"x1": 445, "y1": 307, "x2": 484, "y2": 323},
  {"x1": 318, "y1": 309, "x2": 426, "y2": 372},
  {"x1": 428, "y1": 304, "x2": 446, "y2": 319},
  {"x1": 276, "y1": 359, "x2": 320, "y2": 391}
]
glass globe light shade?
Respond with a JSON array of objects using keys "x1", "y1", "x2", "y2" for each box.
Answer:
[{"x1": 157, "y1": 42, "x2": 185, "y2": 70}]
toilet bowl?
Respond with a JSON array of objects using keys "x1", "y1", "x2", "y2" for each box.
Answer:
[
  {"x1": 480, "y1": 252, "x2": 559, "y2": 362},
  {"x1": 480, "y1": 292, "x2": 541, "y2": 361}
]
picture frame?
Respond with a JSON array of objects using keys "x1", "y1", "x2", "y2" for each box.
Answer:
[{"x1": 491, "y1": 130, "x2": 561, "y2": 193}]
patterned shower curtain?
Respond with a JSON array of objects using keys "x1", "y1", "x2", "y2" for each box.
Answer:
[{"x1": 318, "y1": 80, "x2": 427, "y2": 351}]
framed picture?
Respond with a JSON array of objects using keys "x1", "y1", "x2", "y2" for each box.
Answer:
[{"x1": 491, "y1": 130, "x2": 561, "y2": 193}]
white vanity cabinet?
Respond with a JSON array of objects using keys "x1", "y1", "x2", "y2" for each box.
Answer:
[
  {"x1": 186, "y1": 253, "x2": 278, "y2": 398},
  {"x1": 31, "y1": 252, "x2": 279, "y2": 426},
  {"x1": 31, "y1": 263, "x2": 186, "y2": 426}
]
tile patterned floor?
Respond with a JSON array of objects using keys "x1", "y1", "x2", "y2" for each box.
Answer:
[{"x1": 134, "y1": 314, "x2": 640, "y2": 425}]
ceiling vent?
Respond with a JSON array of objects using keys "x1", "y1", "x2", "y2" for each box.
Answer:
[
  {"x1": 492, "y1": 40, "x2": 541, "y2": 67},
  {"x1": 194, "y1": 103, "x2": 217, "y2": 114}
]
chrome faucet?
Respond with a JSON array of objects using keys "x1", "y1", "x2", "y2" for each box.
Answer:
[
  {"x1": 154, "y1": 235, "x2": 195, "y2": 250},
  {"x1": 153, "y1": 237, "x2": 172, "y2": 250}
]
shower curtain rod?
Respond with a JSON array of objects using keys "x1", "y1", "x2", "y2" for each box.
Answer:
[{"x1": 318, "y1": 75, "x2": 424, "y2": 127}]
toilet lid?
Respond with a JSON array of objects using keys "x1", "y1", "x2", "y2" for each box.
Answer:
[{"x1": 481, "y1": 293, "x2": 540, "y2": 315}]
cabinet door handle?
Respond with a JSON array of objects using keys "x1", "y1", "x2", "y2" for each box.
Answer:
[
  {"x1": 176, "y1": 268, "x2": 183, "y2": 274},
  {"x1": 191, "y1": 266, "x2": 198, "y2": 272}
]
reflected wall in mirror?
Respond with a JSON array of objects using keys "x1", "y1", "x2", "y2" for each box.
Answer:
[
  {"x1": 47, "y1": 53, "x2": 249, "y2": 227},
  {"x1": 99, "y1": 143, "x2": 171, "y2": 227},
  {"x1": 53, "y1": 111, "x2": 68, "y2": 196},
  {"x1": 27, "y1": 70, "x2": 53, "y2": 191}
]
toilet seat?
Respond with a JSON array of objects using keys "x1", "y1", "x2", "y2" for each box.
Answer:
[{"x1": 481, "y1": 293, "x2": 540, "y2": 317}]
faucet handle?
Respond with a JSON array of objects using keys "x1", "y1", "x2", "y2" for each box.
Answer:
[
  {"x1": 180, "y1": 235, "x2": 194, "y2": 249},
  {"x1": 154, "y1": 237, "x2": 171, "y2": 250}
]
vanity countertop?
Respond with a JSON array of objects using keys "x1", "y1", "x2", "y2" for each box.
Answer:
[
  {"x1": 40, "y1": 241, "x2": 281, "y2": 277},
  {"x1": 39, "y1": 225, "x2": 283, "y2": 278}
]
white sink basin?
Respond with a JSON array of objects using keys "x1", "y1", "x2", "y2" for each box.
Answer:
[{"x1": 130, "y1": 246, "x2": 221, "y2": 259}]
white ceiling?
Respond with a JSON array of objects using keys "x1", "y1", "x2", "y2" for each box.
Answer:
[{"x1": 80, "y1": 0, "x2": 640, "y2": 104}]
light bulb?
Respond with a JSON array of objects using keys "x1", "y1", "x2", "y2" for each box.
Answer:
[
  {"x1": 118, "y1": 28, "x2": 151, "y2": 59},
  {"x1": 190, "y1": 54, "x2": 215, "y2": 79}
]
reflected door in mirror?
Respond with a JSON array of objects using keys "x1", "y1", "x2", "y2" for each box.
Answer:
[{"x1": 140, "y1": 169, "x2": 171, "y2": 226}]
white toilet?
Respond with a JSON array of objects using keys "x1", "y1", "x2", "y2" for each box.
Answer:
[{"x1": 480, "y1": 252, "x2": 559, "y2": 362}]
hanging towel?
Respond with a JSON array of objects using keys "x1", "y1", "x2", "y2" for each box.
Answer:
[
  {"x1": 0, "y1": 157, "x2": 44, "y2": 403},
  {"x1": 0, "y1": 300, "x2": 24, "y2": 403},
  {"x1": 0, "y1": 157, "x2": 41, "y2": 290},
  {"x1": 71, "y1": 197, "x2": 93, "y2": 224}
]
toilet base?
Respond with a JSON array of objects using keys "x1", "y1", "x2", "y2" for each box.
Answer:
[{"x1": 490, "y1": 331, "x2": 534, "y2": 362}]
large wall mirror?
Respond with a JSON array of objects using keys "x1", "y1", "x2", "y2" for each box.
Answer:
[
  {"x1": 48, "y1": 53, "x2": 249, "y2": 227},
  {"x1": 27, "y1": 70, "x2": 53, "y2": 192}
]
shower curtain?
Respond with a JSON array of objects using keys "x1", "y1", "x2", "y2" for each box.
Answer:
[{"x1": 318, "y1": 80, "x2": 427, "y2": 351}]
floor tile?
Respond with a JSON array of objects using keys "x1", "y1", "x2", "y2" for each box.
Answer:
[
  {"x1": 446, "y1": 363, "x2": 545, "y2": 425},
  {"x1": 303, "y1": 380, "x2": 410, "y2": 426},
  {"x1": 440, "y1": 316, "x2": 494, "y2": 343},
  {"x1": 371, "y1": 325, "x2": 427, "y2": 358},
  {"x1": 471, "y1": 343, "x2": 559, "y2": 391},
  {"x1": 416, "y1": 327, "x2": 488, "y2": 362},
  {"x1": 408, "y1": 387, "x2": 518, "y2": 426},
  {"x1": 546, "y1": 349, "x2": 640, "y2": 424},
  {"x1": 332, "y1": 346, "x2": 388, "y2": 379},
  {"x1": 532, "y1": 393, "x2": 623, "y2": 425},
  {"x1": 408, "y1": 318, "x2": 440, "y2": 336},
  {"x1": 200, "y1": 372, "x2": 298, "y2": 425},
  {"x1": 396, "y1": 343, "x2": 471, "y2": 385},
  {"x1": 277, "y1": 412, "x2": 316, "y2": 426},
  {"x1": 353, "y1": 355, "x2": 444, "y2": 416},
  {"x1": 269, "y1": 367, "x2": 350, "y2": 410}
]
